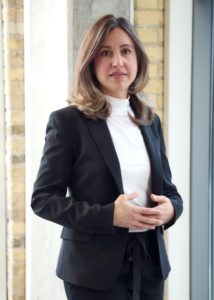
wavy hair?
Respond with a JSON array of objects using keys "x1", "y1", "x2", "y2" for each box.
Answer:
[{"x1": 70, "y1": 14, "x2": 153, "y2": 125}]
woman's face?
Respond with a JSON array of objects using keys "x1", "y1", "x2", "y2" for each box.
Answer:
[{"x1": 93, "y1": 27, "x2": 138, "y2": 99}]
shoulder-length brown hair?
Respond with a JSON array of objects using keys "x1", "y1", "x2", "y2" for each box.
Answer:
[{"x1": 70, "y1": 14, "x2": 153, "y2": 125}]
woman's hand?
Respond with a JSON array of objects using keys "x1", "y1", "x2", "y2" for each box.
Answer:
[
  {"x1": 113, "y1": 192, "x2": 162, "y2": 230},
  {"x1": 113, "y1": 193, "x2": 175, "y2": 230},
  {"x1": 150, "y1": 194, "x2": 175, "y2": 225}
]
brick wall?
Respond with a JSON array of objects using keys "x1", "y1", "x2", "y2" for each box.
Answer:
[
  {"x1": 135, "y1": 0, "x2": 164, "y2": 121},
  {"x1": 2, "y1": 0, "x2": 25, "y2": 299}
]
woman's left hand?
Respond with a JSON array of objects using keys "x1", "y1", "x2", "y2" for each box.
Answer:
[{"x1": 150, "y1": 194, "x2": 175, "y2": 225}]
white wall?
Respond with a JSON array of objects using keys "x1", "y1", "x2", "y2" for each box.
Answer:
[
  {"x1": 25, "y1": 0, "x2": 68, "y2": 299},
  {"x1": 164, "y1": 1, "x2": 192, "y2": 299}
]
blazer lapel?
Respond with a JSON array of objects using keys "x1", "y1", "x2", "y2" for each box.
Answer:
[
  {"x1": 85, "y1": 118, "x2": 124, "y2": 194},
  {"x1": 140, "y1": 125, "x2": 163, "y2": 194}
]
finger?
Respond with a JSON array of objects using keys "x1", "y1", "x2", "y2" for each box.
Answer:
[
  {"x1": 130, "y1": 226, "x2": 156, "y2": 230},
  {"x1": 150, "y1": 194, "x2": 167, "y2": 204},
  {"x1": 140, "y1": 214, "x2": 162, "y2": 225},
  {"x1": 146, "y1": 218, "x2": 162, "y2": 226},
  {"x1": 125, "y1": 192, "x2": 138, "y2": 201},
  {"x1": 138, "y1": 218, "x2": 158, "y2": 229},
  {"x1": 130, "y1": 221, "x2": 156, "y2": 230},
  {"x1": 137, "y1": 206, "x2": 161, "y2": 216}
]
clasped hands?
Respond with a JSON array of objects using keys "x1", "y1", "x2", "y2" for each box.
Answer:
[{"x1": 113, "y1": 192, "x2": 174, "y2": 230}]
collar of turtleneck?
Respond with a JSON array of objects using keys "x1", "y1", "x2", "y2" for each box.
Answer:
[{"x1": 105, "y1": 95, "x2": 130, "y2": 115}]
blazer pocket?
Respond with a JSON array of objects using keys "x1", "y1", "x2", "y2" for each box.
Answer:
[{"x1": 60, "y1": 228, "x2": 93, "y2": 243}]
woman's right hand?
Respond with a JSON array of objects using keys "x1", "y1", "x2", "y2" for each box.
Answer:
[{"x1": 113, "y1": 192, "x2": 162, "y2": 230}]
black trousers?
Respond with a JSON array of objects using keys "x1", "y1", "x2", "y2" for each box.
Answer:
[{"x1": 63, "y1": 231, "x2": 164, "y2": 300}]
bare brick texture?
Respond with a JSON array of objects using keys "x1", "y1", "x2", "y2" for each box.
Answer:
[
  {"x1": 135, "y1": 0, "x2": 164, "y2": 121},
  {"x1": 2, "y1": 0, "x2": 25, "y2": 299}
]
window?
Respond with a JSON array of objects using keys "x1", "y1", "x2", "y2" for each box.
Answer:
[{"x1": 191, "y1": 0, "x2": 214, "y2": 299}]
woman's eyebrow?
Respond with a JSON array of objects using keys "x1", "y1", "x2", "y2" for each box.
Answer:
[
  {"x1": 100, "y1": 44, "x2": 134, "y2": 49},
  {"x1": 120, "y1": 44, "x2": 134, "y2": 48},
  {"x1": 100, "y1": 45, "x2": 111, "y2": 49}
]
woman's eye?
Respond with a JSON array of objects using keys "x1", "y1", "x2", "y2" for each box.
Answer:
[
  {"x1": 122, "y1": 48, "x2": 131, "y2": 55},
  {"x1": 100, "y1": 50, "x2": 112, "y2": 57}
]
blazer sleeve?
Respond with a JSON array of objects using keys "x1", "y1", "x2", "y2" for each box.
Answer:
[
  {"x1": 155, "y1": 115, "x2": 183, "y2": 230},
  {"x1": 31, "y1": 111, "x2": 116, "y2": 234}
]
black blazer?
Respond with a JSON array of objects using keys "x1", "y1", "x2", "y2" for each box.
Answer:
[{"x1": 31, "y1": 105, "x2": 183, "y2": 290}]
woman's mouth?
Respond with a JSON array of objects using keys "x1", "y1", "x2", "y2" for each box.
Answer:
[{"x1": 109, "y1": 72, "x2": 127, "y2": 79}]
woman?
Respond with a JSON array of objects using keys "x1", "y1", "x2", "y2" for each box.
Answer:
[{"x1": 31, "y1": 14, "x2": 183, "y2": 300}]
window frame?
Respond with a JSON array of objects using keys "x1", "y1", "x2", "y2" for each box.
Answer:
[{"x1": 191, "y1": 0, "x2": 214, "y2": 299}]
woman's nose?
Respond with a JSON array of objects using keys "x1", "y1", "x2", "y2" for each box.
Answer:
[{"x1": 111, "y1": 53, "x2": 124, "y2": 67}]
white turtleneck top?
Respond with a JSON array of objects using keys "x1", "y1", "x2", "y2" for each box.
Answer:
[{"x1": 105, "y1": 95, "x2": 151, "y2": 232}]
